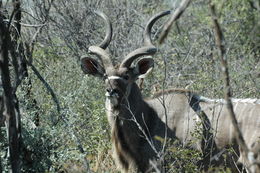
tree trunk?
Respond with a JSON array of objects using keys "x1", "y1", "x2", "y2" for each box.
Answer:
[{"x1": 0, "y1": 14, "x2": 22, "y2": 173}]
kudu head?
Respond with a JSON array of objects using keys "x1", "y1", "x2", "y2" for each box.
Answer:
[{"x1": 81, "y1": 11, "x2": 170, "y2": 109}]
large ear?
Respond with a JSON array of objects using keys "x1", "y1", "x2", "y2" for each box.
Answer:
[
  {"x1": 81, "y1": 57, "x2": 105, "y2": 77},
  {"x1": 134, "y1": 58, "x2": 154, "y2": 79}
]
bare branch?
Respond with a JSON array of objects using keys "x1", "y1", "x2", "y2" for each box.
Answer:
[
  {"x1": 209, "y1": 1, "x2": 258, "y2": 172},
  {"x1": 3, "y1": 19, "x2": 47, "y2": 27},
  {"x1": 159, "y1": 0, "x2": 191, "y2": 44}
]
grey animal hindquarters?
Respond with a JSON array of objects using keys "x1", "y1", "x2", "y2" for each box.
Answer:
[
  {"x1": 148, "y1": 90, "x2": 260, "y2": 171},
  {"x1": 199, "y1": 98, "x2": 260, "y2": 169}
]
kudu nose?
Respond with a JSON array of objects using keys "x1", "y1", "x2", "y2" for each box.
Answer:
[
  {"x1": 106, "y1": 88, "x2": 119, "y2": 97},
  {"x1": 106, "y1": 88, "x2": 112, "y2": 94}
]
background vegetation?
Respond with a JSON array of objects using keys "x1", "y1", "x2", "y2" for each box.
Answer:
[{"x1": 0, "y1": 0, "x2": 259, "y2": 172}]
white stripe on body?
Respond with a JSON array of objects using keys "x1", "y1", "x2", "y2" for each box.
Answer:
[{"x1": 198, "y1": 96, "x2": 260, "y2": 105}]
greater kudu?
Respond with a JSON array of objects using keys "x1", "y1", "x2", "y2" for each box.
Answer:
[{"x1": 81, "y1": 11, "x2": 260, "y2": 172}]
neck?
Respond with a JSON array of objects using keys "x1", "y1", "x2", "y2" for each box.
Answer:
[
  {"x1": 122, "y1": 83, "x2": 143, "y2": 109},
  {"x1": 110, "y1": 83, "x2": 157, "y2": 171}
]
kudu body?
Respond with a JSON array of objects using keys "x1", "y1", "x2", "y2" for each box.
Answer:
[
  {"x1": 81, "y1": 11, "x2": 260, "y2": 172},
  {"x1": 149, "y1": 91, "x2": 260, "y2": 171},
  {"x1": 198, "y1": 97, "x2": 260, "y2": 169}
]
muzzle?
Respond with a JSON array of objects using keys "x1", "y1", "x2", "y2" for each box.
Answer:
[{"x1": 105, "y1": 88, "x2": 119, "y2": 98}]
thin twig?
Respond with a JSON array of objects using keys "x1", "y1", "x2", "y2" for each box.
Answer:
[
  {"x1": 124, "y1": 101, "x2": 159, "y2": 157},
  {"x1": 159, "y1": 0, "x2": 191, "y2": 44},
  {"x1": 21, "y1": 9, "x2": 43, "y2": 22},
  {"x1": 161, "y1": 52, "x2": 168, "y2": 157},
  {"x1": 3, "y1": 19, "x2": 47, "y2": 27}
]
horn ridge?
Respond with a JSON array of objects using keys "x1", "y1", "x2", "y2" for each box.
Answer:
[
  {"x1": 93, "y1": 10, "x2": 113, "y2": 49},
  {"x1": 144, "y1": 10, "x2": 171, "y2": 46},
  {"x1": 120, "y1": 10, "x2": 171, "y2": 68},
  {"x1": 88, "y1": 10, "x2": 114, "y2": 70}
]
